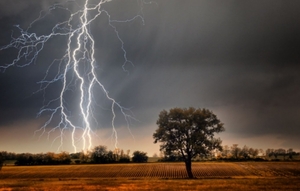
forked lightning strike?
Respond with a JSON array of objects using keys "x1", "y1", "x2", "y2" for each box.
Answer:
[{"x1": 0, "y1": 0, "x2": 144, "y2": 152}]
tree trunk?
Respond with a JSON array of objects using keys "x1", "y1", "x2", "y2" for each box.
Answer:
[
  {"x1": 0, "y1": 155, "x2": 3, "y2": 171},
  {"x1": 185, "y1": 160, "x2": 194, "y2": 178}
]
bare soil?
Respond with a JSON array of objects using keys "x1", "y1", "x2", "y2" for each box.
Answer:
[{"x1": 0, "y1": 162, "x2": 299, "y2": 190}]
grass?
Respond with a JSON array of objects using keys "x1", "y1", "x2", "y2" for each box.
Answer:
[{"x1": 0, "y1": 162, "x2": 299, "y2": 190}]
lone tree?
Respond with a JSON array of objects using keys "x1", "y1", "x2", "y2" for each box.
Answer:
[{"x1": 153, "y1": 107, "x2": 225, "y2": 178}]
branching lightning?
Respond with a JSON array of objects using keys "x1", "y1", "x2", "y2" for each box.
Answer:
[{"x1": 0, "y1": 0, "x2": 146, "y2": 152}]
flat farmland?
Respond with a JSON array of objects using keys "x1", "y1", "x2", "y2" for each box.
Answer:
[{"x1": 1, "y1": 162, "x2": 300, "y2": 190}]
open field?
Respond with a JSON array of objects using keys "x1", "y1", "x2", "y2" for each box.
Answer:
[{"x1": 1, "y1": 162, "x2": 300, "y2": 190}]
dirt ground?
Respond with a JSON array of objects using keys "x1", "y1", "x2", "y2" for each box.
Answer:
[{"x1": 0, "y1": 162, "x2": 299, "y2": 190}]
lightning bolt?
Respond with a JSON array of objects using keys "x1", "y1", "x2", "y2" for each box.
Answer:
[{"x1": 0, "y1": 0, "x2": 147, "y2": 152}]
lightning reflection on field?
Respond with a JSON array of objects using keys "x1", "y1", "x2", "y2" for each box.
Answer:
[{"x1": 0, "y1": 0, "x2": 147, "y2": 152}]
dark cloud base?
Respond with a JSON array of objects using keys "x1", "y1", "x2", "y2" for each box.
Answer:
[{"x1": 1, "y1": 0, "x2": 300, "y2": 153}]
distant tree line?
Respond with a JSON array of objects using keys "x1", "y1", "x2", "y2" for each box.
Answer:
[
  {"x1": 157, "y1": 144, "x2": 300, "y2": 162},
  {"x1": 1, "y1": 144, "x2": 299, "y2": 166},
  {"x1": 265, "y1": 148, "x2": 299, "y2": 160},
  {"x1": 157, "y1": 144, "x2": 261, "y2": 162},
  {"x1": 217, "y1": 145, "x2": 299, "y2": 161},
  {"x1": 0, "y1": 146, "x2": 148, "y2": 166},
  {"x1": 14, "y1": 152, "x2": 71, "y2": 165},
  {"x1": 73, "y1": 146, "x2": 148, "y2": 164},
  {"x1": 213, "y1": 145, "x2": 298, "y2": 161},
  {"x1": 217, "y1": 144, "x2": 264, "y2": 160}
]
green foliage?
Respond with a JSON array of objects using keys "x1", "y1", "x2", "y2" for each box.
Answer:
[{"x1": 132, "y1": 151, "x2": 148, "y2": 163}]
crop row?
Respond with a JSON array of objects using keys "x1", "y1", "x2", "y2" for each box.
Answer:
[{"x1": 0, "y1": 162, "x2": 299, "y2": 179}]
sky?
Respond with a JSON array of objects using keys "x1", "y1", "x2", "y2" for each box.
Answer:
[{"x1": 0, "y1": 0, "x2": 300, "y2": 155}]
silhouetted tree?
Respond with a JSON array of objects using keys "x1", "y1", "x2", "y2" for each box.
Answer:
[
  {"x1": 34, "y1": 153, "x2": 44, "y2": 165},
  {"x1": 79, "y1": 151, "x2": 91, "y2": 163},
  {"x1": 231, "y1": 144, "x2": 241, "y2": 159},
  {"x1": 106, "y1": 151, "x2": 115, "y2": 163},
  {"x1": 118, "y1": 149, "x2": 130, "y2": 163},
  {"x1": 92, "y1": 145, "x2": 109, "y2": 163},
  {"x1": 221, "y1": 145, "x2": 231, "y2": 158},
  {"x1": 266, "y1": 148, "x2": 274, "y2": 158},
  {"x1": 15, "y1": 153, "x2": 33, "y2": 165},
  {"x1": 0, "y1": 151, "x2": 16, "y2": 161},
  {"x1": 153, "y1": 107, "x2": 225, "y2": 178},
  {"x1": 132, "y1": 151, "x2": 148, "y2": 162},
  {"x1": 287, "y1": 148, "x2": 295, "y2": 160},
  {"x1": 240, "y1": 145, "x2": 249, "y2": 159},
  {"x1": 70, "y1": 152, "x2": 81, "y2": 159},
  {"x1": 276, "y1": 149, "x2": 286, "y2": 160},
  {"x1": 57, "y1": 152, "x2": 71, "y2": 164},
  {"x1": 248, "y1": 147, "x2": 259, "y2": 158},
  {"x1": 44, "y1": 152, "x2": 57, "y2": 165}
]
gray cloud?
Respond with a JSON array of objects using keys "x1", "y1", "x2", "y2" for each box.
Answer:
[{"x1": 1, "y1": 0, "x2": 300, "y2": 152}]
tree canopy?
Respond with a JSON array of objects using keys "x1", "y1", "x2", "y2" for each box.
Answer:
[
  {"x1": 153, "y1": 107, "x2": 225, "y2": 178},
  {"x1": 132, "y1": 151, "x2": 148, "y2": 163}
]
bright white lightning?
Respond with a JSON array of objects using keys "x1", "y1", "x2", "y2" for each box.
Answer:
[{"x1": 0, "y1": 0, "x2": 144, "y2": 152}]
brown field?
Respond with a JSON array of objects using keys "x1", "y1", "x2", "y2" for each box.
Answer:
[{"x1": 0, "y1": 162, "x2": 300, "y2": 190}]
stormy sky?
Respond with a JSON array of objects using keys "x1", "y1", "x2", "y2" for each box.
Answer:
[{"x1": 0, "y1": 0, "x2": 300, "y2": 155}]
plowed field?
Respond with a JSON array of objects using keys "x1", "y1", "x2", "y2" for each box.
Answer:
[
  {"x1": 1, "y1": 162, "x2": 300, "y2": 190},
  {"x1": 1, "y1": 162, "x2": 300, "y2": 179}
]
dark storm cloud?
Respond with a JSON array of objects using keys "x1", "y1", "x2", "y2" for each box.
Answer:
[
  {"x1": 125, "y1": 0, "x2": 300, "y2": 144},
  {"x1": 0, "y1": 0, "x2": 62, "y2": 17},
  {"x1": 0, "y1": 0, "x2": 148, "y2": 127},
  {"x1": 1, "y1": 0, "x2": 300, "y2": 151}
]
